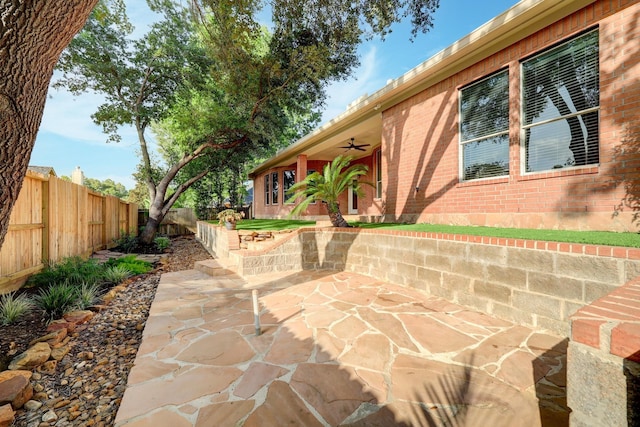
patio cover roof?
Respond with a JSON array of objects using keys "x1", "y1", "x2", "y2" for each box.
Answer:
[{"x1": 249, "y1": 0, "x2": 596, "y2": 178}]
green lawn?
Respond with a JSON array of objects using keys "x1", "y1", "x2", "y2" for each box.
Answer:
[
  {"x1": 212, "y1": 219, "x2": 640, "y2": 248},
  {"x1": 354, "y1": 222, "x2": 640, "y2": 248}
]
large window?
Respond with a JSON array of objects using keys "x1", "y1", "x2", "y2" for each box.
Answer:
[
  {"x1": 522, "y1": 29, "x2": 599, "y2": 173},
  {"x1": 264, "y1": 175, "x2": 270, "y2": 205},
  {"x1": 375, "y1": 149, "x2": 382, "y2": 198},
  {"x1": 271, "y1": 172, "x2": 279, "y2": 204},
  {"x1": 283, "y1": 170, "x2": 295, "y2": 203},
  {"x1": 459, "y1": 70, "x2": 510, "y2": 181}
]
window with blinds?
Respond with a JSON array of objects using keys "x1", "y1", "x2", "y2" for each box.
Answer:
[
  {"x1": 264, "y1": 175, "x2": 270, "y2": 205},
  {"x1": 521, "y1": 29, "x2": 599, "y2": 173},
  {"x1": 459, "y1": 70, "x2": 510, "y2": 181}
]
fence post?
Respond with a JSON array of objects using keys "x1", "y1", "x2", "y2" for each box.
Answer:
[
  {"x1": 41, "y1": 178, "x2": 50, "y2": 263},
  {"x1": 102, "y1": 196, "x2": 107, "y2": 250}
]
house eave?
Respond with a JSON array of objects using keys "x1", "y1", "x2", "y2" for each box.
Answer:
[{"x1": 249, "y1": 0, "x2": 597, "y2": 178}]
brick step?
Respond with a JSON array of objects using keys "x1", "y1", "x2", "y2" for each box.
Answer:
[{"x1": 194, "y1": 258, "x2": 238, "y2": 277}]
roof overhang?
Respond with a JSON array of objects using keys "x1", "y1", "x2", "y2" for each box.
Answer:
[{"x1": 249, "y1": 0, "x2": 597, "y2": 178}]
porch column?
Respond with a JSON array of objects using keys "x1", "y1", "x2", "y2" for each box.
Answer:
[{"x1": 296, "y1": 154, "x2": 307, "y2": 182}]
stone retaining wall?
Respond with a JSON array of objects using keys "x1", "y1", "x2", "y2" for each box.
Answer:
[
  {"x1": 197, "y1": 222, "x2": 640, "y2": 422},
  {"x1": 203, "y1": 225, "x2": 640, "y2": 336}
]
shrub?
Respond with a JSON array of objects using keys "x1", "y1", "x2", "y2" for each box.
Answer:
[
  {"x1": 102, "y1": 265, "x2": 133, "y2": 285},
  {"x1": 0, "y1": 293, "x2": 34, "y2": 325},
  {"x1": 34, "y1": 282, "x2": 79, "y2": 321},
  {"x1": 75, "y1": 283, "x2": 102, "y2": 310},
  {"x1": 154, "y1": 236, "x2": 170, "y2": 252},
  {"x1": 105, "y1": 255, "x2": 152, "y2": 275},
  {"x1": 28, "y1": 257, "x2": 105, "y2": 288},
  {"x1": 113, "y1": 232, "x2": 139, "y2": 253}
]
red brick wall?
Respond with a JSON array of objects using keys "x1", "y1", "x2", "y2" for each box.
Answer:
[{"x1": 382, "y1": 0, "x2": 640, "y2": 231}]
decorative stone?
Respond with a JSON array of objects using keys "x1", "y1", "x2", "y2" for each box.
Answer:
[
  {"x1": 8, "y1": 343, "x2": 51, "y2": 370},
  {"x1": 0, "y1": 404, "x2": 14, "y2": 427},
  {"x1": 24, "y1": 400, "x2": 43, "y2": 411},
  {"x1": 46, "y1": 319, "x2": 76, "y2": 333},
  {"x1": 63, "y1": 310, "x2": 94, "y2": 325},
  {"x1": 50, "y1": 346, "x2": 70, "y2": 361},
  {"x1": 29, "y1": 328, "x2": 67, "y2": 347},
  {"x1": 0, "y1": 371, "x2": 33, "y2": 409},
  {"x1": 37, "y1": 360, "x2": 58, "y2": 376},
  {"x1": 42, "y1": 409, "x2": 58, "y2": 423}
]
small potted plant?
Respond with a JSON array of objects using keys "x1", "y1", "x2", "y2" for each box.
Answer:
[{"x1": 217, "y1": 209, "x2": 244, "y2": 230}]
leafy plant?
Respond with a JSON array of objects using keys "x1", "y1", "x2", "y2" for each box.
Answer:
[
  {"x1": 0, "y1": 293, "x2": 34, "y2": 325},
  {"x1": 75, "y1": 283, "x2": 102, "y2": 310},
  {"x1": 113, "y1": 232, "x2": 139, "y2": 253},
  {"x1": 286, "y1": 155, "x2": 372, "y2": 227},
  {"x1": 28, "y1": 257, "x2": 106, "y2": 288},
  {"x1": 154, "y1": 236, "x2": 170, "y2": 251},
  {"x1": 34, "y1": 282, "x2": 80, "y2": 321},
  {"x1": 105, "y1": 255, "x2": 152, "y2": 275},
  {"x1": 217, "y1": 209, "x2": 244, "y2": 225},
  {"x1": 102, "y1": 265, "x2": 133, "y2": 285}
]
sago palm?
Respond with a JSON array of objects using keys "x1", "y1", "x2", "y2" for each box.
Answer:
[{"x1": 286, "y1": 155, "x2": 371, "y2": 227}]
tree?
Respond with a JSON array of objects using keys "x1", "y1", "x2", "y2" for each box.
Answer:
[
  {"x1": 0, "y1": 0, "x2": 98, "y2": 249},
  {"x1": 55, "y1": 0, "x2": 215, "y2": 245},
  {"x1": 23, "y1": 0, "x2": 439, "y2": 247},
  {"x1": 84, "y1": 177, "x2": 129, "y2": 199},
  {"x1": 286, "y1": 156, "x2": 371, "y2": 227}
]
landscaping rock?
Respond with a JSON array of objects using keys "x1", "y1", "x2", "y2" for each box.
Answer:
[
  {"x1": 63, "y1": 310, "x2": 94, "y2": 325},
  {"x1": 8, "y1": 343, "x2": 51, "y2": 370},
  {"x1": 0, "y1": 370, "x2": 33, "y2": 409},
  {"x1": 0, "y1": 404, "x2": 14, "y2": 427},
  {"x1": 29, "y1": 328, "x2": 67, "y2": 347},
  {"x1": 50, "y1": 345, "x2": 70, "y2": 361},
  {"x1": 46, "y1": 319, "x2": 76, "y2": 333},
  {"x1": 24, "y1": 400, "x2": 43, "y2": 411}
]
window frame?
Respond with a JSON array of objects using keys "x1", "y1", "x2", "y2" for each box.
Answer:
[
  {"x1": 458, "y1": 69, "x2": 510, "y2": 182},
  {"x1": 519, "y1": 28, "x2": 600, "y2": 175},
  {"x1": 283, "y1": 170, "x2": 296, "y2": 204},
  {"x1": 375, "y1": 148, "x2": 382, "y2": 199},
  {"x1": 264, "y1": 174, "x2": 270, "y2": 205},
  {"x1": 271, "y1": 172, "x2": 279, "y2": 205}
]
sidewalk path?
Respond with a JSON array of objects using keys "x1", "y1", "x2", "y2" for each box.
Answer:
[{"x1": 114, "y1": 268, "x2": 568, "y2": 426}]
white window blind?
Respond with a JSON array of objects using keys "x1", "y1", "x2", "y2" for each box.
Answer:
[
  {"x1": 522, "y1": 29, "x2": 599, "y2": 172},
  {"x1": 459, "y1": 70, "x2": 510, "y2": 181}
]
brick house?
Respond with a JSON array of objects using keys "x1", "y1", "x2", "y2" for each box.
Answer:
[{"x1": 249, "y1": 0, "x2": 640, "y2": 232}]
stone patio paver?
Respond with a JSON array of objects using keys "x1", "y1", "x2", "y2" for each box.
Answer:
[{"x1": 114, "y1": 268, "x2": 569, "y2": 426}]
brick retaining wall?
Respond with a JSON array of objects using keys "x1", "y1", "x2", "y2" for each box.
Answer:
[{"x1": 567, "y1": 277, "x2": 640, "y2": 426}]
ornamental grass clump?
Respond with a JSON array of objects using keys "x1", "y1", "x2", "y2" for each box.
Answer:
[
  {"x1": 0, "y1": 293, "x2": 34, "y2": 325},
  {"x1": 102, "y1": 265, "x2": 133, "y2": 285},
  {"x1": 34, "y1": 281, "x2": 80, "y2": 321},
  {"x1": 105, "y1": 255, "x2": 152, "y2": 275}
]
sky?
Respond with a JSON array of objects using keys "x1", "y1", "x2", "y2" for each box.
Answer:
[{"x1": 29, "y1": 0, "x2": 519, "y2": 190}]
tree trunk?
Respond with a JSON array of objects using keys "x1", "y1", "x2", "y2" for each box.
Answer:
[
  {"x1": 0, "y1": 0, "x2": 98, "y2": 250},
  {"x1": 139, "y1": 196, "x2": 165, "y2": 245},
  {"x1": 327, "y1": 202, "x2": 351, "y2": 228}
]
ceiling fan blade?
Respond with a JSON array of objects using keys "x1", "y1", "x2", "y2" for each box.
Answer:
[
  {"x1": 354, "y1": 144, "x2": 370, "y2": 148},
  {"x1": 355, "y1": 146, "x2": 366, "y2": 151},
  {"x1": 338, "y1": 146, "x2": 352, "y2": 149}
]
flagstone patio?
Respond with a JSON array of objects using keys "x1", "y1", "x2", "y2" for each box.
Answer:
[{"x1": 114, "y1": 265, "x2": 569, "y2": 426}]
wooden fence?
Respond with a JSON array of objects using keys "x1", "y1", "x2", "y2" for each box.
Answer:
[
  {"x1": 0, "y1": 170, "x2": 138, "y2": 293},
  {"x1": 138, "y1": 207, "x2": 197, "y2": 236}
]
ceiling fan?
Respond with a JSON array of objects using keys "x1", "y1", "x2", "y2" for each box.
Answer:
[{"x1": 339, "y1": 138, "x2": 370, "y2": 152}]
